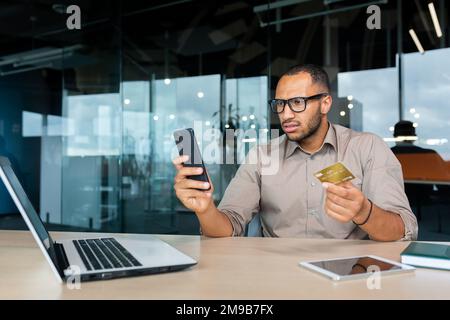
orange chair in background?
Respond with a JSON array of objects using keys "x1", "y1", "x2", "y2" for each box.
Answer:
[
  {"x1": 447, "y1": 161, "x2": 450, "y2": 177},
  {"x1": 395, "y1": 153, "x2": 450, "y2": 182},
  {"x1": 395, "y1": 153, "x2": 450, "y2": 231}
]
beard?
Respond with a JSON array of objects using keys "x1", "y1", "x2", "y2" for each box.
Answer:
[{"x1": 284, "y1": 106, "x2": 322, "y2": 143}]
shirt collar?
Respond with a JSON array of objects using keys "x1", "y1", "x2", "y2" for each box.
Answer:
[{"x1": 285, "y1": 122, "x2": 337, "y2": 158}]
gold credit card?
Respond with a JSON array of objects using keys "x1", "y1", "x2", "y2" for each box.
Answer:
[{"x1": 314, "y1": 162, "x2": 355, "y2": 184}]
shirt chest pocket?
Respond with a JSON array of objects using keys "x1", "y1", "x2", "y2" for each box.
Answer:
[{"x1": 341, "y1": 161, "x2": 363, "y2": 191}]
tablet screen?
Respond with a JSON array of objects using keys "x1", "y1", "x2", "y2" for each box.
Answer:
[{"x1": 309, "y1": 256, "x2": 401, "y2": 276}]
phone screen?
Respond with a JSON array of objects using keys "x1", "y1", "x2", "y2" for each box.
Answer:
[{"x1": 309, "y1": 256, "x2": 401, "y2": 276}]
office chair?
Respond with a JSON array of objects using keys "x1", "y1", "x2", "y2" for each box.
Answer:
[{"x1": 245, "y1": 214, "x2": 263, "y2": 237}]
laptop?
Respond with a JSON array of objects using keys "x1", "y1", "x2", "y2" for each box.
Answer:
[{"x1": 0, "y1": 156, "x2": 197, "y2": 283}]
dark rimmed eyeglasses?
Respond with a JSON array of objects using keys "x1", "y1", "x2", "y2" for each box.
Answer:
[{"x1": 268, "y1": 93, "x2": 329, "y2": 114}]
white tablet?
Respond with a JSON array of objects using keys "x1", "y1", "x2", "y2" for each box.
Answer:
[{"x1": 299, "y1": 255, "x2": 415, "y2": 281}]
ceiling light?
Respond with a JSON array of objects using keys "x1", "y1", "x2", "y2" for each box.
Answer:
[
  {"x1": 384, "y1": 136, "x2": 418, "y2": 142},
  {"x1": 428, "y1": 2, "x2": 443, "y2": 38},
  {"x1": 409, "y1": 29, "x2": 425, "y2": 54}
]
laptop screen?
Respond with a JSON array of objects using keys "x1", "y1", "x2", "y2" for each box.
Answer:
[{"x1": 0, "y1": 157, "x2": 59, "y2": 268}]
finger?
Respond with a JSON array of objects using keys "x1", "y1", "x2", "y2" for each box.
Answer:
[
  {"x1": 338, "y1": 181, "x2": 356, "y2": 189},
  {"x1": 173, "y1": 154, "x2": 189, "y2": 165},
  {"x1": 325, "y1": 199, "x2": 354, "y2": 218},
  {"x1": 323, "y1": 182, "x2": 353, "y2": 200},
  {"x1": 174, "y1": 174, "x2": 184, "y2": 184},
  {"x1": 177, "y1": 188, "x2": 212, "y2": 200},
  {"x1": 326, "y1": 192, "x2": 353, "y2": 208},
  {"x1": 172, "y1": 155, "x2": 190, "y2": 170},
  {"x1": 174, "y1": 167, "x2": 199, "y2": 184},
  {"x1": 178, "y1": 166, "x2": 204, "y2": 177},
  {"x1": 325, "y1": 206, "x2": 352, "y2": 223},
  {"x1": 177, "y1": 178, "x2": 211, "y2": 190},
  {"x1": 173, "y1": 162, "x2": 183, "y2": 171}
]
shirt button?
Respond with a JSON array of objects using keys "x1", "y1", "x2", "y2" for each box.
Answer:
[
  {"x1": 309, "y1": 209, "x2": 317, "y2": 216},
  {"x1": 311, "y1": 182, "x2": 316, "y2": 187}
]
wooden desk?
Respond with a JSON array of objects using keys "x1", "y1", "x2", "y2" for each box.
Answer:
[{"x1": 1, "y1": 230, "x2": 450, "y2": 299}]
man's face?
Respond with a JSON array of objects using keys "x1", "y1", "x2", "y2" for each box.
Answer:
[{"x1": 275, "y1": 72, "x2": 330, "y2": 142}]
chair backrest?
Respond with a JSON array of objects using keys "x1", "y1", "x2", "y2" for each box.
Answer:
[
  {"x1": 246, "y1": 214, "x2": 262, "y2": 237},
  {"x1": 395, "y1": 153, "x2": 450, "y2": 181}
]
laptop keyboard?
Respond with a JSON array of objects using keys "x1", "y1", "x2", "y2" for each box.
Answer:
[{"x1": 73, "y1": 238, "x2": 142, "y2": 271}]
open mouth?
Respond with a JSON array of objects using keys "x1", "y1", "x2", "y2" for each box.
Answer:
[{"x1": 282, "y1": 123, "x2": 300, "y2": 133}]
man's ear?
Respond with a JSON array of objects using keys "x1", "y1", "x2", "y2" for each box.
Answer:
[{"x1": 320, "y1": 95, "x2": 332, "y2": 114}]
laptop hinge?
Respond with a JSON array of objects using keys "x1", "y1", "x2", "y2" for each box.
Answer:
[{"x1": 54, "y1": 242, "x2": 70, "y2": 277}]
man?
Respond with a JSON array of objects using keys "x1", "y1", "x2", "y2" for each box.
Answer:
[{"x1": 172, "y1": 64, "x2": 418, "y2": 241}]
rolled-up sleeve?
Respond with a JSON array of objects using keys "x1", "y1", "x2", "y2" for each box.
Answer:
[
  {"x1": 362, "y1": 135, "x2": 418, "y2": 241},
  {"x1": 217, "y1": 147, "x2": 261, "y2": 236}
]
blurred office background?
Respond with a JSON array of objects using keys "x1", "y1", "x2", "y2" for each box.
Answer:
[{"x1": 0, "y1": 0, "x2": 449, "y2": 240}]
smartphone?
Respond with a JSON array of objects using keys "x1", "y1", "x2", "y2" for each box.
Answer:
[{"x1": 173, "y1": 128, "x2": 210, "y2": 190}]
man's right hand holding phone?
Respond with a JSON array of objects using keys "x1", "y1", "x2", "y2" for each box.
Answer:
[
  {"x1": 172, "y1": 155, "x2": 233, "y2": 237},
  {"x1": 172, "y1": 155, "x2": 214, "y2": 214}
]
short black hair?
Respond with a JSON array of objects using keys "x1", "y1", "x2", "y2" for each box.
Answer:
[
  {"x1": 394, "y1": 120, "x2": 416, "y2": 137},
  {"x1": 281, "y1": 64, "x2": 330, "y2": 92}
]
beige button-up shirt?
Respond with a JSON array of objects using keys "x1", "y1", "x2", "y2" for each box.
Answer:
[{"x1": 218, "y1": 123, "x2": 418, "y2": 240}]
